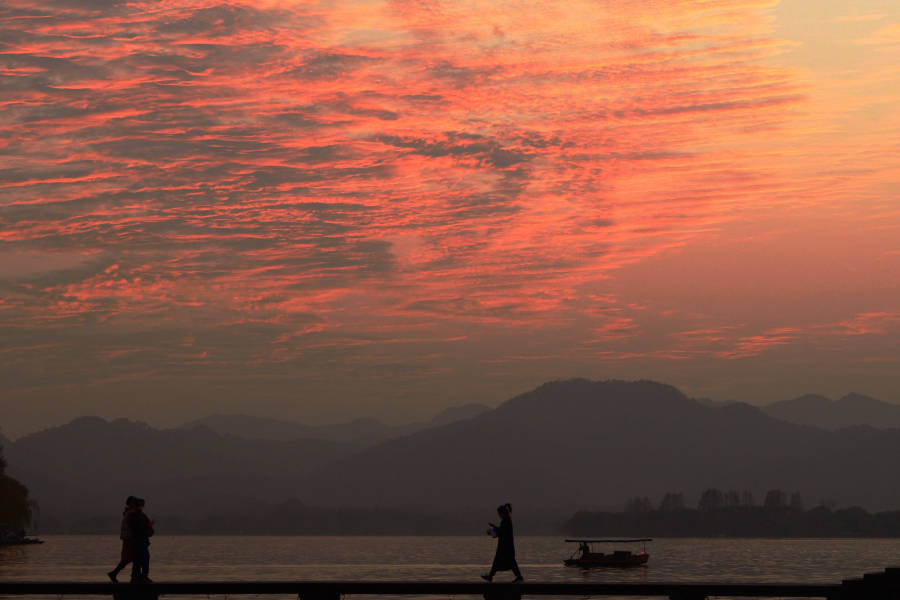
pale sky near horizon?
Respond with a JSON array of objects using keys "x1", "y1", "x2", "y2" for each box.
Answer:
[{"x1": 1, "y1": 0, "x2": 899, "y2": 438}]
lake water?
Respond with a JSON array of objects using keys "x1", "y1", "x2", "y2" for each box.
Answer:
[{"x1": 2, "y1": 536, "x2": 898, "y2": 596}]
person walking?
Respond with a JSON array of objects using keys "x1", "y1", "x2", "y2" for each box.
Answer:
[
  {"x1": 128, "y1": 497, "x2": 154, "y2": 583},
  {"x1": 481, "y1": 503, "x2": 523, "y2": 582},
  {"x1": 107, "y1": 496, "x2": 139, "y2": 583}
]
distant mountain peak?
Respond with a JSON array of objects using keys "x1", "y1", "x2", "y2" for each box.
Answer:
[
  {"x1": 772, "y1": 393, "x2": 832, "y2": 408},
  {"x1": 531, "y1": 377, "x2": 670, "y2": 393},
  {"x1": 68, "y1": 415, "x2": 109, "y2": 426},
  {"x1": 513, "y1": 378, "x2": 693, "y2": 409},
  {"x1": 764, "y1": 391, "x2": 900, "y2": 430},
  {"x1": 838, "y1": 392, "x2": 886, "y2": 406},
  {"x1": 429, "y1": 402, "x2": 490, "y2": 426}
]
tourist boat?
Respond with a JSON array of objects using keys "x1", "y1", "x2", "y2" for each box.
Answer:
[{"x1": 563, "y1": 538, "x2": 651, "y2": 568}]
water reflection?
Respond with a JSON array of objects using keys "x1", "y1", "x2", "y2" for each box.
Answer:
[{"x1": 2, "y1": 536, "x2": 898, "y2": 599}]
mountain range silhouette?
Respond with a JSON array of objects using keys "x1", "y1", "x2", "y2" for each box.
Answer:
[
  {"x1": 5, "y1": 379, "x2": 900, "y2": 532},
  {"x1": 184, "y1": 402, "x2": 489, "y2": 446}
]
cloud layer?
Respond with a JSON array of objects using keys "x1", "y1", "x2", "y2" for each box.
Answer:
[{"x1": 2, "y1": 0, "x2": 899, "y2": 434}]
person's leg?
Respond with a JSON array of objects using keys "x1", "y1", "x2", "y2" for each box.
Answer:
[
  {"x1": 111, "y1": 542, "x2": 133, "y2": 582},
  {"x1": 108, "y1": 561, "x2": 124, "y2": 582},
  {"x1": 511, "y1": 561, "x2": 523, "y2": 581},
  {"x1": 131, "y1": 545, "x2": 149, "y2": 581},
  {"x1": 109, "y1": 559, "x2": 128, "y2": 574}
]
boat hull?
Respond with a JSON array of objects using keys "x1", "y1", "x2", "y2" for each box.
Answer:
[{"x1": 564, "y1": 553, "x2": 648, "y2": 568}]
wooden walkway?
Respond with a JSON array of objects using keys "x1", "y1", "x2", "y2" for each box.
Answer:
[
  {"x1": 1, "y1": 567, "x2": 898, "y2": 600},
  {"x1": 0, "y1": 581, "x2": 843, "y2": 599}
]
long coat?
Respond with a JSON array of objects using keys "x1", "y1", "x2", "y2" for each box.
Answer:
[
  {"x1": 119, "y1": 511, "x2": 135, "y2": 563},
  {"x1": 491, "y1": 515, "x2": 516, "y2": 571}
]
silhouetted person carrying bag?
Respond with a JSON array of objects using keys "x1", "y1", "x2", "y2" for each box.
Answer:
[{"x1": 481, "y1": 503, "x2": 523, "y2": 582}]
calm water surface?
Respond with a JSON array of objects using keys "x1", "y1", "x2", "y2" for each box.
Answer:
[{"x1": 2, "y1": 536, "x2": 898, "y2": 596}]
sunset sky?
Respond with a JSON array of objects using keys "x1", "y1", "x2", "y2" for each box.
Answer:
[{"x1": 2, "y1": 0, "x2": 899, "y2": 437}]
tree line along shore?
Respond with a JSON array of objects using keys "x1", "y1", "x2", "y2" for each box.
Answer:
[{"x1": 565, "y1": 489, "x2": 900, "y2": 538}]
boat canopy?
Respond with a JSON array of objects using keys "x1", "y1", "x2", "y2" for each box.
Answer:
[{"x1": 565, "y1": 538, "x2": 653, "y2": 543}]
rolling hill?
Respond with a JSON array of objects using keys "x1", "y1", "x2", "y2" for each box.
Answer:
[{"x1": 763, "y1": 393, "x2": 900, "y2": 430}]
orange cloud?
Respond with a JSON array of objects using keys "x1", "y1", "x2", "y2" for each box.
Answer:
[{"x1": 2, "y1": 0, "x2": 898, "y2": 433}]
